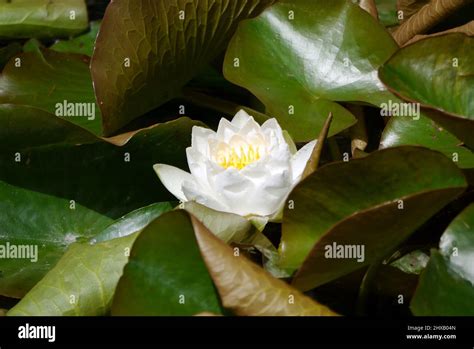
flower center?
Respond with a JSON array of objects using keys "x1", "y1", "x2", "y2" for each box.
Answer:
[{"x1": 217, "y1": 144, "x2": 262, "y2": 170}]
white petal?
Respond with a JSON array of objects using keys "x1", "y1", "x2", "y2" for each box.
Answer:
[
  {"x1": 186, "y1": 147, "x2": 208, "y2": 179},
  {"x1": 153, "y1": 164, "x2": 194, "y2": 202},
  {"x1": 212, "y1": 168, "x2": 257, "y2": 216},
  {"x1": 212, "y1": 162, "x2": 292, "y2": 217},
  {"x1": 261, "y1": 169, "x2": 292, "y2": 199},
  {"x1": 261, "y1": 118, "x2": 287, "y2": 150},
  {"x1": 282, "y1": 130, "x2": 298, "y2": 155},
  {"x1": 238, "y1": 116, "x2": 261, "y2": 136},
  {"x1": 261, "y1": 118, "x2": 281, "y2": 132},
  {"x1": 216, "y1": 118, "x2": 238, "y2": 142},
  {"x1": 191, "y1": 126, "x2": 215, "y2": 157},
  {"x1": 246, "y1": 170, "x2": 292, "y2": 217},
  {"x1": 231, "y1": 109, "x2": 253, "y2": 128},
  {"x1": 182, "y1": 180, "x2": 228, "y2": 212},
  {"x1": 292, "y1": 140, "x2": 317, "y2": 181}
]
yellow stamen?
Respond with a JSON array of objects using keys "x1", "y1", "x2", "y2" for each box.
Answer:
[{"x1": 218, "y1": 144, "x2": 262, "y2": 170}]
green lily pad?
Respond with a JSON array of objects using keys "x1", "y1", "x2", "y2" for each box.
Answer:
[
  {"x1": 7, "y1": 233, "x2": 138, "y2": 316},
  {"x1": 92, "y1": 202, "x2": 174, "y2": 243},
  {"x1": 223, "y1": 0, "x2": 400, "y2": 141},
  {"x1": 0, "y1": 0, "x2": 88, "y2": 39},
  {"x1": 0, "y1": 117, "x2": 201, "y2": 298},
  {"x1": 379, "y1": 34, "x2": 474, "y2": 150},
  {"x1": 0, "y1": 181, "x2": 112, "y2": 298},
  {"x1": 6, "y1": 201, "x2": 171, "y2": 315},
  {"x1": 279, "y1": 146, "x2": 467, "y2": 291},
  {"x1": 0, "y1": 48, "x2": 102, "y2": 135},
  {"x1": 380, "y1": 115, "x2": 474, "y2": 169},
  {"x1": 411, "y1": 204, "x2": 474, "y2": 315},
  {"x1": 0, "y1": 105, "x2": 99, "y2": 152},
  {"x1": 91, "y1": 0, "x2": 275, "y2": 135},
  {"x1": 111, "y1": 210, "x2": 224, "y2": 316},
  {"x1": 51, "y1": 21, "x2": 101, "y2": 56}
]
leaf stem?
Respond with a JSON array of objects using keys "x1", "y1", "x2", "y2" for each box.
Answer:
[{"x1": 356, "y1": 260, "x2": 382, "y2": 316}]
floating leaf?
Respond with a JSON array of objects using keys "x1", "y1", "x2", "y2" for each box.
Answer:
[
  {"x1": 0, "y1": 49, "x2": 102, "y2": 135},
  {"x1": 224, "y1": 0, "x2": 400, "y2": 141},
  {"x1": 380, "y1": 34, "x2": 474, "y2": 149},
  {"x1": 411, "y1": 204, "x2": 474, "y2": 315},
  {"x1": 0, "y1": 0, "x2": 88, "y2": 39},
  {"x1": 111, "y1": 211, "x2": 224, "y2": 316},
  {"x1": 380, "y1": 115, "x2": 474, "y2": 169},
  {"x1": 91, "y1": 0, "x2": 275, "y2": 135},
  {"x1": 0, "y1": 180, "x2": 113, "y2": 298},
  {"x1": 8, "y1": 233, "x2": 138, "y2": 316},
  {"x1": 0, "y1": 105, "x2": 98, "y2": 151},
  {"x1": 280, "y1": 147, "x2": 467, "y2": 291},
  {"x1": 92, "y1": 202, "x2": 174, "y2": 243},
  {"x1": 7, "y1": 201, "x2": 171, "y2": 315}
]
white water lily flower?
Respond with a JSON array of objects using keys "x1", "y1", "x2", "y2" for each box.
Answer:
[{"x1": 153, "y1": 110, "x2": 316, "y2": 220}]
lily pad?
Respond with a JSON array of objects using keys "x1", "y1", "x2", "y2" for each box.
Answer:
[
  {"x1": 380, "y1": 114, "x2": 474, "y2": 169},
  {"x1": 111, "y1": 211, "x2": 224, "y2": 316},
  {"x1": 0, "y1": 0, "x2": 88, "y2": 39},
  {"x1": 6, "y1": 200, "x2": 171, "y2": 315},
  {"x1": 0, "y1": 180, "x2": 112, "y2": 298},
  {"x1": 224, "y1": 0, "x2": 400, "y2": 141},
  {"x1": 91, "y1": 0, "x2": 275, "y2": 135},
  {"x1": 92, "y1": 202, "x2": 173, "y2": 243},
  {"x1": 0, "y1": 105, "x2": 99, "y2": 152},
  {"x1": 279, "y1": 146, "x2": 467, "y2": 291},
  {"x1": 411, "y1": 204, "x2": 474, "y2": 315},
  {"x1": 379, "y1": 34, "x2": 474, "y2": 149},
  {"x1": 7, "y1": 233, "x2": 138, "y2": 316},
  {"x1": 0, "y1": 48, "x2": 102, "y2": 135}
]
